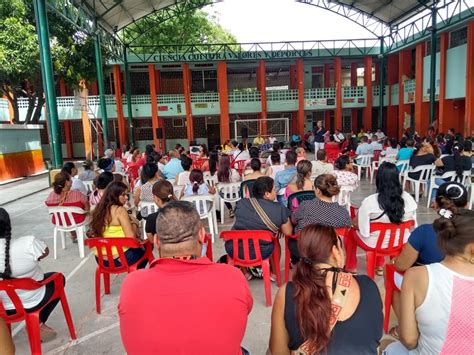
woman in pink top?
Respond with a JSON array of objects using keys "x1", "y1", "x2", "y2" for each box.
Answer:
[{"x1": 384, "y1": 209, "x2": 474, "y2": 354}]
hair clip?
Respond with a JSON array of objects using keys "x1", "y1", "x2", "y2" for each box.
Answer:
[
  {"x1": 445, "y1": 184, "x2": 464, "y2": 200},
  {"x1": 439, "y1": 208, "x2": 453, "y2": 219},
  {"x1": 301, "y1": 257, "x2": 313, "y2": 265},
  {"x1": 167, "y1": 194, "x2": 172, "y2": 198}
]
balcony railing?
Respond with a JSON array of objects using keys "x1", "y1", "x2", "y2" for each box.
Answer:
[
  {"x1": 157, "y1": 94, "x2": 185, "y2": 104},
  {"x1": 228, "y1": 90, "x2": 261, "y2": 102},
  {"x1": 190, "y1": 92, "x2": 219, "y2": 102},
  {"x1": 266, "y1": 89, "x2": 299, "y2": 101},
  {"x1": 304, "y1": 88, "x2": 336, "y2": 99},
  {"x1": 342, "y1": 86, "x2": 365, "y2": 98}
]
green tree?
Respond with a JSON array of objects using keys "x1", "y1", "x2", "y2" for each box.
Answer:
[
  {"x1": 0, "y1": 0, "x2": 101, "y2": 123},
  {"x1": 121, "y1": 8, "x2": 238, "y2": 51}
]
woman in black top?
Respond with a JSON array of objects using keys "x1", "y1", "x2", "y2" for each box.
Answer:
[
  {"x1": 269, "y1": 225, "x2": 383, "y2": 355},
  {"x1": 408, "y1": 141, "x2": 436, "y2": 180}
]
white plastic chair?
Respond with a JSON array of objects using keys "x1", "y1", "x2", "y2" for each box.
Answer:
[
  {"x1": 333, "y1": 185, "x2": 354, "y2": 212},
  {"x1": 470, "y1": 181, "x2": 474, "y2": 210},
  {"x1": 403, "y1": 164, "x2": 435, "y2": 203},
  {"x1": 396, "y1": 160, "x2": 410, "y2": 183},
  {"x1": 182, "y1": 195, "x2": 218, "y2": 242},
  {"x1": 425, "y1": 171, "x2": 457, "y2": 207},
  {"x1": 353, "y1": 154, "x2": 373, "y2": 180},
  {"x1": 217, "y1": 182, "x2": 242, "y2": 224},
  {"x1": 203, "y1": 172, "x2": 218, "y2": 188},
  {"x1": 138, "y1": 201, "x2": 159, "y2": 240},
  {"x1": 371, "y1": 155, "x2": 397, "y2": 184},
  {"x1": 47, "y1": 206, "x2": 87, "y2": 259},
  {"x1": 83, "y1": 180, "x2": 94, "y2": 194}
]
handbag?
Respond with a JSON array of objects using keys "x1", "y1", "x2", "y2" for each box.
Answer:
[{"x1": 292, "y1": 272, "x2": 353, "y2": 355}]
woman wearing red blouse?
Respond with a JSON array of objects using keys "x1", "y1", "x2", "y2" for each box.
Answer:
[{"x1": 45, "y1": 173, "x2": 90, "y2": 232}]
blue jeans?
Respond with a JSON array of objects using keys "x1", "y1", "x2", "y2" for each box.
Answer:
[
  {"x1": 97, "y1": 247, "x2": 148, "y2": 269},
  {"x1": 430, "y1": 177, "x2": 448, "y2": 202}
]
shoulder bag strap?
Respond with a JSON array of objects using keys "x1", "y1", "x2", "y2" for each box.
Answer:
[{"x1": 249, "y1": 198, "x2": 279, "y2": 234}]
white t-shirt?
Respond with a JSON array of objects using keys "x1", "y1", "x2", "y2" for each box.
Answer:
[
  {"x1": 0, "y1": 236, "x2": 47, "y2": 309},
  {"x1": 357, "y1": 191, "x2": 417, "y2": 248},
  {"x1": 71, "y1": 176, "x2": 88, "y2": 196},
  {"x1": 114, "y1": 159, "x2": 125, "y2": 174}
]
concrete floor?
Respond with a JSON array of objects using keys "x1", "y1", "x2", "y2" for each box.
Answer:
[{"x1": 0, "y1": 167, "x2": 439, "y2": 355}]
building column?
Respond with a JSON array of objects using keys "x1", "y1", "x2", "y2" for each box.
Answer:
[
  {"x1": 257, "y1": 60, "x2": 268, "y2": 135},
  {"x1": 296, "y1": 59, "x2": 305, "y2": 138},
  {"x1": 350, "y1": 62, "x2": 358, "y2": 132},
  {"x1": 415, "y1": 42, "x2": 429, "y2": 136},
  {"x1": 33, "y1": 0, "x2": 62, "y2": 167},
  {"x1": 334, "y1": 57, "x2": 342, "y2": 130},
  {"x1": 149, "y1": 64, "x2": 165, "y2": 150},
  {"x1": 182, "y1": 63, "x2": 194, "y2": 143},
  {"x1": 398, "y1": 50, "x2": 412, "y2": 139},
  {"x1": 386, "y1": 54, "x2": 399, "y2": 138},
  {"x1": 363, "y1": 56, "x2": 373, "y2": 131},
  {"x1": 439, "y1": 32, "x2": 449, "y2": 133},
  {"x1": 289, "y1": 65, "x2": 297, "y2": 134},
  {"x1": 93, "y1": 35, "x2": 109, "y2": 148},
  {"x1": 324, "y1": 63, "x2": 331, "y2": 127},
  {"x1": 465, "y1": 21, "x2": 474, "y2": 137},
  {"x1": 59, "y1": 78, "x2": 73, "y2": 158},
  {"x1": 112, "y1": 64, "x2": 127, "y2": 147},
  {"x1": 217, "y1": 61, "x2": 230, "y2": 143}
]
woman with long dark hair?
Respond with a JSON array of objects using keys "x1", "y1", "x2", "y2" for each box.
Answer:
[
  {"x1": 0, "y1": 208, "x2": 65, "y2": 342},
  {"x1": 347, "y1": 162, "x2": 417, "y2": 274},
  {"x1": 89, "y1": 172, "x2": 114, "y2": 210},
  {"x1": 89, "y1": 182, "x2": 146, "y2": 268},
  {"x1": 208, "y1": 150, "x2": 219, "y2": 176},
  {"x1": 269, "y1": 224, "x2": 383, "y2": 354},
  {"x1": 133, "y1": 163, "x2": 161, "y2": 211}
]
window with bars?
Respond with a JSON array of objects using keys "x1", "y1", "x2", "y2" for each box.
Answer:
[
  {"x1": 426, "y1": 37, "x2": 441, "y2": 55},
  {"x1": 133, "y1": 118, "x2": 153, "y2": 141},
  {"x1": 450, "y1": 27, "x2": 467, "y2": 48}
]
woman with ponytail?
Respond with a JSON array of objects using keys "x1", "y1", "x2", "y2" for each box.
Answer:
[
  {"x1": 284, "y1": 160, "x2": 313, "y2": 211},
  {"x1": 384, "y1": 203, "x2": 474, "y2": 355},
  {"x1": 181, "y1": 169, "x2": 216, "y2": 198},
  {"x1": 269, "y1": 225, "x2": 383, "y2": 354},
  {"x1": 144, "y1": 180, "x2": 178, "y2": 240},
  {"x1": 431, "y1": 142, "x2": 472, "y2": 205},
  {"x1": 0, "y1": 208, "x2": 65, "y2": 342}
]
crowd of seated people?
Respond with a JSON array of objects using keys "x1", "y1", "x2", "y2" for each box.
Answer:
[{"x1": 2, "y1": 128, "x2": 473, "y2": 354}]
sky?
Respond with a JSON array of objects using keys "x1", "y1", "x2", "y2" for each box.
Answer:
[{"x1": 205, "y1": 0, "x2": 377, "y2": 43}]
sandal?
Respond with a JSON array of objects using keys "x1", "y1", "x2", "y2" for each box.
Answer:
[
  {"x1": 229, "y1": 209, "x2": 235, "y2": 218},
  {"x1": 389, "y1": 326, "x2": 400, "y2": 340},
  {"x1": 40, "y1": 324, "x2": 57, "y2": 343},
  {"x1": 376, "y1": 267, "x2": 384, "y2": 276}
]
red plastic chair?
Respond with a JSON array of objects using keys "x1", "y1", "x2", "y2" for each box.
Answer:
[
  {"x1": 204, "y1": 233, "x2": 213, "y2": 261},
  {"x1": 384, "y1": 263, "x2": 404, "y2": 333},
  {"x1": 345, "y1": 220, "x2": 415, "y2": 279},
  {"x1": 126, "y1": 164, "x2": 140, "y2": 191},
  {"x1": 84, "y1": 238, "x2": 154, "y2": 314},
  {"x1": 0, "y1": 273, "x2": 76, "y2": 354},
  {"x1": 220, "y1": 230, "x2": 281, "y2": 306},
  {"x1": 284, "y1": 227, "x2": 349, "y2": 283},
  {"x1": 192, "y1": 158, "x2": 209, "y2": 171}
]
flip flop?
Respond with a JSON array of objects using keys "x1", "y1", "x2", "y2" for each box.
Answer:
[{"x1": 389, "y1": 326, "x2": 400, "y2": 340}]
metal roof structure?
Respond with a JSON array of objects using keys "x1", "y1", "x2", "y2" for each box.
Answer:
[{"x1": 75, "y1": 0, "x2": 434, "y2": 35}]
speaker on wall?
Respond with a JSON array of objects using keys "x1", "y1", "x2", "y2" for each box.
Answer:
[
  {"x1": 241, "y1": 127, "x2": 248, "y2": 139},
  {"x1": 156, "y1": 128, "x2": 163, "y2": 139}
]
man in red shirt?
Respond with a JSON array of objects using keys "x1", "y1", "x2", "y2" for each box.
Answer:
[{"x1": 118, "y1": 201, "x2": 253, "y2": 354}]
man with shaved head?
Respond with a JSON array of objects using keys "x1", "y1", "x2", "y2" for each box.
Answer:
[{"x1": 119, "y1": 201, "x2": 253, "y2": 354}]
